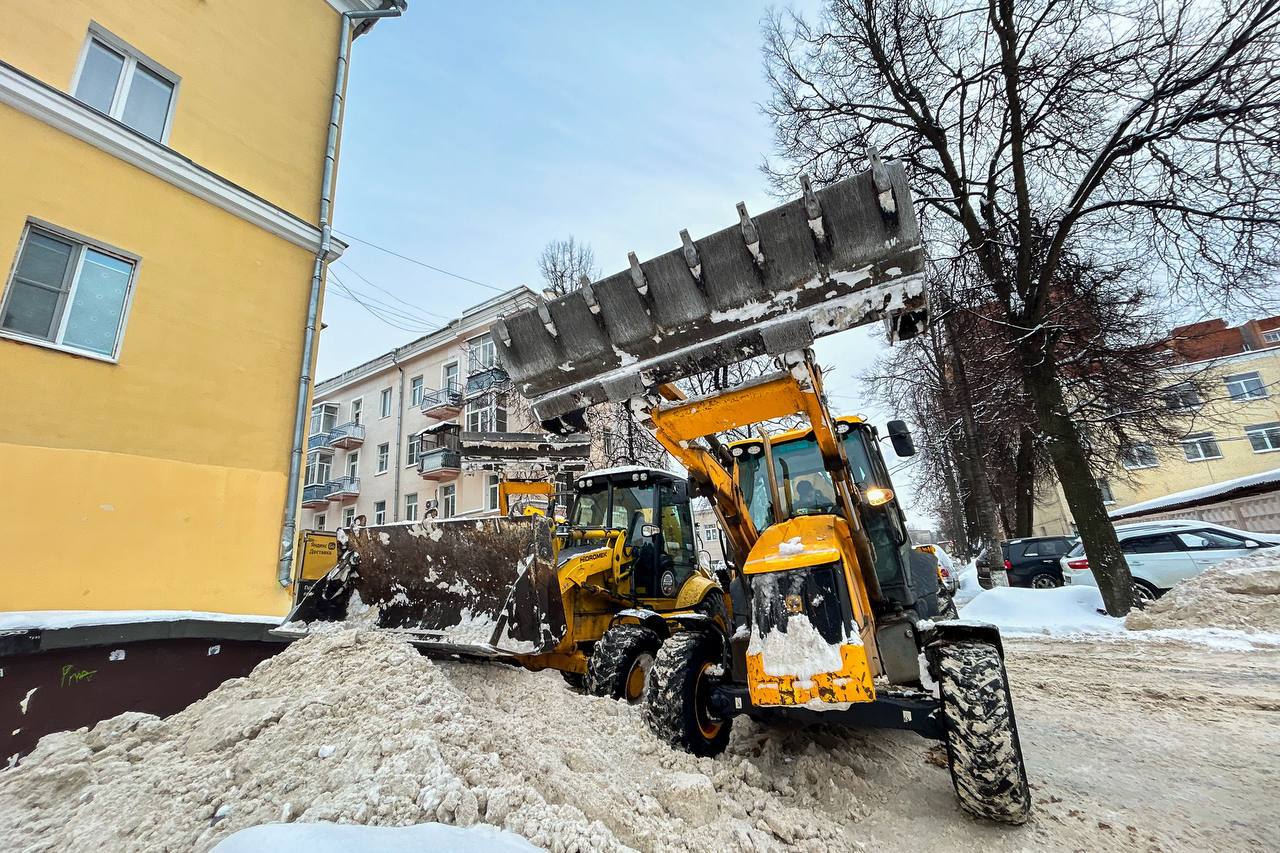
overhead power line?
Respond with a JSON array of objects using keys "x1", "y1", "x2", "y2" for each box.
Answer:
[
  {"x1": 326, "y1": 269, "x2": 444, "y2": 335},
  {"x1": 334, "y1": 230, "x2": 506, "y2": 293},
  {"x1": 335, "y1": 261, "x2": 455, "y2": 322}
]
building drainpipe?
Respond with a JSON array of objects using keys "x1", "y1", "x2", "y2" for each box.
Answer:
[
  {"x1": 393, "y1": 352, "x2": 406, "y2": 521},
  {"x1": 278, "y1": 1, "x2": 407, "y2": 587}
]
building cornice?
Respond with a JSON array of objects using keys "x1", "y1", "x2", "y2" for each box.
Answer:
[
  {"x1": 0, "y1": 60, "x2": 346, "y2": 262},
  {"x1": 325, "y1": 0, "x2": 386, "y2": 12}
]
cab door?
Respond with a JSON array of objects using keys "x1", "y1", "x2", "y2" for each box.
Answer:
[{"x1": 635, "y1": 480, "x2": 697, "y2": 599}]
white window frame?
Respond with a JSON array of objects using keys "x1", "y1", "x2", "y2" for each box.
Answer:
[
  {"x1": 1121, "y1": 443, "x2": 1159, "y2": 470},
  {"x1": 380, "y1": 387, "x2": 393, "y2": 418},
  {"x1": 440, "y1": 483, "x2": 456, "y2": 518},
  {"x1": 703, "y1": 526, "x2": 719, "y2": 542},
  {"x1": 71, "y1": 24, "x2": 181, "y2": 143},
  {"x1": 350, "y1": 397, "x2": 363, "y2": 425},
  {"x1": 1181, "y1": 432, "x2": 1222, "y2": 462},
  {"x1": 466, "y1": 394, "x2": 508, "y2": 433},
  {"x1": 305, "y1": 450, "x2": 333, "y2": 486},
  {"x1": 1162, "y1": 382, "x2": 1200, "y2": 412},
  {"x1": 376, "y1": 442, "x2": 390, "y2": 474},
  {"x1": 406, "y1": 432, "x2": 420, "y2": 467},
  {"x1": 373, "y1": 500, "x2": 386, "y2": 525},
  {"x1": 1245, "y1": 422, "x2": 1280, "y2": 453},
  {"x1": 405, "y1": 492, "x2": 418, "y2": 522},
  {"x1": 1224, "y1": 371, "x2": 1267, "y2": 402},
  {"x1": 310, "y1": 402, "x2": 338, "y2": 437},
  {"x1": 410, "y1": 375, "x2": 424, "y2": 407},
  {"x1": 343, "y1": 506, "x2": 356, "y2": 528},
  {"x1": 487, "y1": 474, "x2": 501, "y2": 511},
  {"x1": 314, "y1": 513, "x2": 327, "y2": 531},
  {"x1": 346, "y1": 450, "x2": 360, "y2": 479},
  {"x1": 1264, "y1": 330, "x2": 1280, "y2": 344},
  {"x1": 0, "y1": 219, "x2": 141, "y2": 363},
  {"x1": 468, "y1": 333, "x2": 497, "y2": 373},
  {"x1": 442, "y1": 360, "x2": 460, "y2": 393}
]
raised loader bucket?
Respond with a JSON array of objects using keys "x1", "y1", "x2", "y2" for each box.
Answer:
[
  {"x1": 279, "y1": 515, "x2": 567, "y2": 656},
  {"x1": 492, "y1": 157, "x2": 926, "y2": 429}
]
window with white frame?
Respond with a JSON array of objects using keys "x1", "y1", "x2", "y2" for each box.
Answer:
[
  {"x1": 404, "y1": 493, "x2": 418, "y2": 522},
  {"x1": 1096, "y1": 478, "x2": 1115, "y2": 504},
  {"x1": 73, "y1": 28, "x2": 178, "y2": 142},
  {"x1": 1121, "y1": 443, "x2": 1159, "y2": 470},
  {"x1": 468, "y1": 334, "x2": 497, "y2": 373},
  {"x1": 373, "y1": 500, "x2": 386, "y2": 525},
  {"x1": 1182, "y1": 432, "x2": 1222, "y2": 462},
  {"x1": 380, "y1": 388, "x2": 393, "y2": 418},
  {"x1": 410, "y1": 376, "x2": 424, "y2": 407},
  {"x1": 309, "y1": 402, "x2": 338, "y2": 437},
  {"x1": 1264, "y1": 330, "x2": 1280, "y2": 344},
  {"x1": 1246, "y1": 422, "x2": 1280, "y2": 453},
  {"x1": 305, "y1": 451, "x2": 333, "y2": 486},
  {"x1": 443, "y1": 361, "x2": 460, "y2": 393},
  {"x1": 1225, "y1": 371, "x2": 1267, "y2": 401},
  {"x1": 466, "y1": 394, "x2": 508, "y2": 433},
  {"x1": 376, "y1": 443, "x2": 389, "y2": 473},
  {"x1": 314, "y1": 514, "x2": 327, "y2": 531},
  {"x1": 1162, "y1": 382, "x2": 1200, "y2": 411},
  {"x1": 487, "y1": 474, "x2": 501, "y2": 511},
  {"x1": 350, "y1": 397, "x2": 362, "y2": 425},
  {"x1": 406, "y1": 432, "x2": 420, "y2": 466},
  {"x1": 1, "y1": 223, "x2": 139, "y2": 359},
  {"x1": 440, "y1": 484, "x2": 456, "y2": 518},
  {"x1": 343, "y1": 507, "x2": 355, "y2": 527},
  {"x1": 345, "y1": 450, "x2": 359, "y2": 479}
]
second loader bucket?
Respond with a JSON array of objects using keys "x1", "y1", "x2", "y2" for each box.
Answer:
[
  {"x1": 491, "y1": 157, "x2": 927, "y2": 429},
  {"x1": 280, "y1": 516, "x2": 567, "y2": 656}
]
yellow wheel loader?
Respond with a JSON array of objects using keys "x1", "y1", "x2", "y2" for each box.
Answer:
[
  {"x1": 484, "y1": 156, "x2": 1032, "y2": 823},
  {"x1": 278, "y1": 466, "x2": 728, "y2": 703}
]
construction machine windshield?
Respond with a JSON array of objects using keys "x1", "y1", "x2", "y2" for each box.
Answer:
[{"x1": 569, "y1": 474, "x2": 655, "y2": 535}]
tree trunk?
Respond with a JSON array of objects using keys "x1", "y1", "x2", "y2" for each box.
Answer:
[
  {"x1": 1013, "y1": 427, "x2": 1036, "y2": 537},
  {"x1": 946, "y1": 324, "x2": 1005, "y2": 566},
  {"x1": 1018, "y1": 341, "x2": 1133, "y2": 615}
]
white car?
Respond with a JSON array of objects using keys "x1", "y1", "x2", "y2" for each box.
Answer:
[{"x1": 1060, "y1": 519, "x2": 1280, "y2": 603}]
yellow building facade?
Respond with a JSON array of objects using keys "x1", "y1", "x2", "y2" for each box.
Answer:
[
  {"x1": 0, "y1": 1, "x2": 401, "y2": 614},
  {"x1": 1033, "y1": 345, "x2": 1280, "y2": 535}
]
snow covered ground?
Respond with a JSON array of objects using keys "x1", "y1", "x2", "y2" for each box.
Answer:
[{"x1": 212, "y1": 821, "x2": 539, "y2": 852}]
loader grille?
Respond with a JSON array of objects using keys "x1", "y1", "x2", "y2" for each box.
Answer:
[{"x1": 751, "y1": 564, "x2": 851, "y2": 645}]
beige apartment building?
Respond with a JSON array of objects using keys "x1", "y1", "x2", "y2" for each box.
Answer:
[
  {"x1": 300, "y1": 287, "x2": 541, "y2": 531},
  {"x1": 692, "y1": 503, "x2": 727, "y2": 571},
  {"x1": 1033, "y1": 316, "x2": 1280, "y2": 535}
]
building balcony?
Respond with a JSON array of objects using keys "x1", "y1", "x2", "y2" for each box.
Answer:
[
  {"x1": 308, "y1": 430, "x2": 333, "y2": 450},
  {"x1": 418, "y1": 448, "x2": 462, "y2": 481},
  {"x1": 324, "y1": 475, "x2": 360, "y2": 501},
  {"x1": 302, "y1": 483, "x2": 330, "y2": 508},
  {"x1": 421, "y1": 385, "x2": 463, "y2": 419},
  {"x1": 329, "y1": 421, "x2": 365, "y2": 449},
  {"x1": 465, "y1": 365, "x2": 508, "y2": 397}
]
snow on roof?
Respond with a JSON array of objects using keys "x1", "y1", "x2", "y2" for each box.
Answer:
[
  {"x1": 0, "y1": 610, "x2": 284, "y2": 632},
  {"x1": 1110, "y1": 467, "x2": 1280, "y2": 520}
]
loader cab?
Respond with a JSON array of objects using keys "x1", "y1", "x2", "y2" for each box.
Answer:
[
  {"x1": 570, "y1": 467, "x2": 698, "y2": 599},
  {"x1": 728, "y1": 417, "x2": 923, "y2": 613}
]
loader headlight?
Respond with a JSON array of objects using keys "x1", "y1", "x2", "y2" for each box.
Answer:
[
  {"x1": 835, "y1": 422, "x2": 850, "y2": 435},
  {"x1": 747, "y1": 445, "x2": 762, "y2": 456},
  {"x1": 731, "y1": 446, "x2": 744, "y2": 457},
  {"x1": 865, "y1": 487, "x2": 894, "y2": 507}
]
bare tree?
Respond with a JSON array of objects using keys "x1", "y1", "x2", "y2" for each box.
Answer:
[
  {"x1": 538, "y1": 237, "x2": 598, "y2": 297},
  {"x1": 763, "y1": 0, "x2": 1280, "y2": 614}
]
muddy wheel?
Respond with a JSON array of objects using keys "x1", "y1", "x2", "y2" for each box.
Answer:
[
  {"x1": 935, "y1": 641, "x2": 1032, "y2": 824},
  {"x1": 560, "y1": 670, "x2": 586, "y2": 691},
  {"x1": 643, "y1": 631, "x2": 731, "y2": 757},
  {"x1": 586, "y1": 624, "x2": 660, "y2": 702},
  {"x1": 695, "y1": 590, "x2": 730, "y2": 632},
  {"x1": 938, "y1": 594, "x2": 959, "y2": 620}
]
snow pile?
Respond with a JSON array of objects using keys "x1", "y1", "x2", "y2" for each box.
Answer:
[
  {"x1": 213, "y1": 821, "x2": 539, "y2": 852},
  {"x1": 952, "y1": 561, "x2": 982, "y2": 607},
  {"x1": 0, "y1": 630, "x2": 875, "y2": 852},
  {"x1": 747, "y1": 614, "x2": 847, "y2": 680},
  {"x1": 960, "y1": 585, "x2": 1124, "y2": 636},
  {"x1": 1126, "y1": 549, "x2": 1280, "y2": 635},
  {"x1": 777, "y1": 537, "x2": 805, "y2": 556}
]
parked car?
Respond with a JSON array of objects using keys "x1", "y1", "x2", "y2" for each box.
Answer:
[
  {"x1": 1060, "y1": 520, "x2": 1280, "y2": 603},
  {"x1": 978, "y1": 535, "x2": 1078, "y2": 589}
]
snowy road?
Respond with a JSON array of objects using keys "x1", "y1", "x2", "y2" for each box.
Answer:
[{"x1": 3, "y1": 630, "x2": 1277, "y2": 852}]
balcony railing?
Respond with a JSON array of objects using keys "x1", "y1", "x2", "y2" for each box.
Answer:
[
  {"x1": 308, "y1": 430, "x2": 333, "y2": 450},
  {"x1": 329, "y1": 421, "x2": 365, "y2": 449},
  {"x1": 421, "y1": 383, "x2": 463, "y2": 419},
  {"x1": 302, "y1": 483, "x2": 330, "y2": 508},
  {"x1": 465, "y1": 365, "x2": 508, "y2": 397},
  {"x1": 324, "y1": 475, "x2": 360, "y2": 500},
  {"x1": 418, "y1": 449, "x2": 461, "y2": 481}
]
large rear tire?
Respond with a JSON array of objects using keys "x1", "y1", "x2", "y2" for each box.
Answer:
[
  {"x1": 586, "y1": 624, "x2": 660, "y2": 702},
  {"x1": 643, "y1": 631, "x2": 731, "y2": 757},
  {"x1": 935, "y1": 641, "x2": 1032, "y2": 824}
]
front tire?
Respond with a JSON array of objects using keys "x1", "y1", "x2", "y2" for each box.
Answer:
[
  {"x1": 1029, "y1": 572, "x2": 1060, "y2": 589},
  {"x1": 935, "y1": 641, "x2": 1032, "y2": 824},
  {"x1": 586, "y1": 624, "x2": 660, "y2": 702},
  {"x1": 643, "y1": 631, "x2": 731, "y2": 757}
]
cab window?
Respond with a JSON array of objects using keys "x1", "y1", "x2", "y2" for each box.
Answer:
[{"x1": 658, "y1": 481, "x2": 695, "y2": 571}]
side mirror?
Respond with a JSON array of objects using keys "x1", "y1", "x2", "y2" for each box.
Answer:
[
  {"x1": 887, "y1": 419, "x2": 916, "y2": 457},
  {"x1": 641, "y1": 523, "x2": 660, "y2": 538}
]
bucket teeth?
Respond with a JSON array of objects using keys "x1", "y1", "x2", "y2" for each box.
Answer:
[{"x1": 494, "y1": 160, "x2": 927, "y2": 424}]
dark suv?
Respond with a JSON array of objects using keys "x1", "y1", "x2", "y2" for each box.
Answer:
[{"x1": 978, "y1": 536, "x2": 1077, "y2": 589}]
